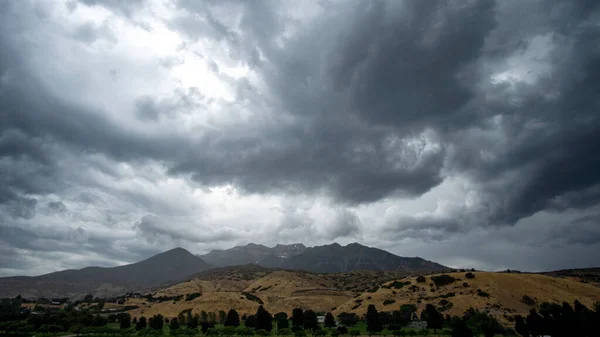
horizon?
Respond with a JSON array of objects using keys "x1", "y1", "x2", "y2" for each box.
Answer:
[
  {"x1": 2, "y1": 0, "x2": 600, "y2": 277},
  {"x1": 3, "y1": 242, "x2": 595, "y2": 278}
]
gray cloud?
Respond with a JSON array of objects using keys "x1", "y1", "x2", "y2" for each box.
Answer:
[{"x1": 1, "y1": 0, "x2": 600, "y2": 275}]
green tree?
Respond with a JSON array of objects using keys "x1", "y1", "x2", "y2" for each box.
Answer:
[
  {"x1": 149, "y1": 314, "x2": 164, "y2": 330},
  {"x1": 136, "y1": 316, "x2": 147, "y2": 331},
  {"x1": 278, "y1": 317, "x2": 290, "y2": 329},
  {"x1": 219, "y1": 310, "x2": 227, "y2": 324},
  {"x1": 450, "y1": 317, "x2": 473, "y2": 337},
  {"x1": 170, "y1": 318, "x2": 181, "y2": 331},
  {"x1": 119, "y1": 313, "x2": 131, "y2": 329},
  {"x1": 292, "y1": 308, "x2": 304, "y2": 330},
  {"x1": 225, "y1": 309, "x2": 241, "y2": 327},
  {"x1": 336, "y1": 313, "x2": 358, "y2": 326},
  {"x1": 514, "y1": 315, "x2": 529, "y2": 337},
  {"x1": 324, "y1": 313, "x2": 336, "y2": 328},
  {"x1": 256, "y1": 306, "x2": 273, "y2": 332},
  {"x1": 366, "y1": 305, "x2": 383, "y2": 335},
  {"x1": 303, "y1": 310, "x2": 318, "y2": 331},
  {"x1": 189, "y1": 313, "x2": 200, "y2": 329},
  {"x1": 422, "y1": 304, "x2": 443, "y2": 333},
  {"x1": 245, "y1": 315, "x2": 258, "y2": 329}
]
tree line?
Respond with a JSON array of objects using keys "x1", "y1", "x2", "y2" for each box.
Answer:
[{"x1": 2, "y1": 295, "x2": 600, "y2": 337}]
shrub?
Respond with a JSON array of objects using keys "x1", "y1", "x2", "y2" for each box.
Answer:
[
  {"x1": 431, "y1": 275, "x2": 456, "y2": 287},
  {"x1": 416, "y1": 276, "x2": 426, "y2": 283},
  {"x1": 383, "y1": 299, "x2": 396, "y2": 306},
  {"x1": 279, "y1": 328, "x2": 291, "y2": 336},
  {"x1": 392, "y1": 330, "x2": 402, "y2": 337},
  {"x1": 476, "y1": 290, "x2": 490, "y2": 298},
  {"x1": 295, "y1": 330, "x2": 307, "y2": 337},
  {"x1": 242, "y1": 292, "x2": 264, "y2": 304},
  {"x1": 255, "y1": 329, "x2": 270, "y2": 336},
  {"x1": 462, "y1": 282, "x2": 469, "y2": 288},
  {"x1": 349, "y1": 329, "x2": 360, "y2": 337},
  {"x1": 314, "y1": 330, "x2": 327, "y2": 336},
  {"x1": 185, "y1": 293, "x2": 202, "y2": 301},
  {"x1": 465, "y1": 273, "x2": 475, "y2": 279},
  {"x1": 331, "y1": 331, "x2": 340, "y2": 337},
  {"x1": 440, "y1": 292, "x2": 455, "y2": 299},
  {"x1": 521, "y1": 295, "x2": 536, "y2": 306}
]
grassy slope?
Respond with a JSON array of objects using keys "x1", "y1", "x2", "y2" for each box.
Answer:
[
  {"x1": 334, "y1": 271, "x2": 600, "y2": 325},
  {"x1": 105, "y1": 269, "x2": 600, "y2": 329}
]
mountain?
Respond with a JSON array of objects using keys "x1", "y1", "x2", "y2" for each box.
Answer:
[
  {"x1": 281, "y1": 242, "x2": 447, "y2": 273},
  {"x1": 200, "y1": 242, "x2": 447, "y2": 273},
  {"x1": 199, "y1": 243, "x2": 307, "y2": 268},
  {"x1": 0, "y1": 248, "x2": 212, "y2": 299}
]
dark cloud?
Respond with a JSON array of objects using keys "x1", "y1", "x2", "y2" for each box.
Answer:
[
  {"x1": 133, "y1": 214, "x2": 242, "y2": 244},
  {"x1": 1, "y1": 0, "x2": 600, "y2": 275}
]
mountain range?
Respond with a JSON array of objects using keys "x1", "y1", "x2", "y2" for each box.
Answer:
[
  {"x1": 198, "y1": 242, "x2": 446, "y2": 273},
  {"x1": 0, "y1": 242, "x2": 447, "y2": 299}
]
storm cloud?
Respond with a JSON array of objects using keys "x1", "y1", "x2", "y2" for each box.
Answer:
[{"x1": 1, "y1": 0, "x2": 599, "y2": 276}]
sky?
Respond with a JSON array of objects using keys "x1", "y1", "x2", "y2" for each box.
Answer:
[{"x1": 1, "y1": 0, "x2": 599, "y2": 277}]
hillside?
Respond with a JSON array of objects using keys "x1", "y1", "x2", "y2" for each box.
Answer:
[
  {"x1": 335, "y1": 271, "x2": 600, "y2": 325},
  {"x1": 98, "y1": 268, "x2": 600, "y2": 328},
  {"x1": 0, "y1": 248, "x2": 212, "y2": 299},
  {"x1": 199, "y1": 242, "x2": 447, "y2": 273}
]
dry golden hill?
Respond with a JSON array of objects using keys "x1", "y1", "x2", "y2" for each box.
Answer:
[
  {"x1": 104, "y1": 267, "x2": 599, "y2": 327},
  {"x1": 333, "y1": 271, "x2": 600, "y2": 325}
]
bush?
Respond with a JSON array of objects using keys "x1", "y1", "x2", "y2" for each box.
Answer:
[
  {"x1": 185, "y1": 293, "x2": 202, "y2": 301},
  {"x1": 465, "y1": 273, "x2": 475, "y2": 279},
  {"x1": 294, "y1": 330, "x2": 307, "y2": 337},
  {"x1": 462, "y1": 282, "x2": 469, "y2": 287},
  {"x1": 431, "y1": 275, "x2": 456, "y2": 287},
  {"x1": 349, "y1": 329, "x2": 360, "y2": 337},
  {"x1": 416, "y1": 276, "x2": 426, "y2": 283},
  {"x1": 238, "y1": 327, "x2": 254, "y2": 336},
  {"x1": 314, "y1": 330, "x2": 327, "y2": 336},
  {"x1": 521, "y1": 295, "x2": 536, "y2": 306},
  {"x1": 383, "y1": 299, "x2": 396, "y2": 306},
  {"x1": 242, "y1": 292, "x2": 264, "y2": 304},
  {"x1": 331, "y1": 331, "x2": 340, "y2": 337},
  {"x1": 279, "y1": 328, "x2": 291, "y2": 336},
  {"x1": 255, "y1": 329, "x2": 270, "y2": 336},
  {"x1": 476, "y1": 290, "x2": 490, "y2": 298}
]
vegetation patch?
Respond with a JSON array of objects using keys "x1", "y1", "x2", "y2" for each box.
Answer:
[
  {"x1": 476, "y1": 289, "x2": 490, "y2": 298},
  {"x1": 465, "y1": 272, "x2": 475, "y2": 279},
  {"x1": 437, "y1": 300, "x2": 453, "y2": 312},
  {"x1": 439, "y1": 292, "x2": 455, "y2": 299},
  {"x1": 242, "y1": 292, "x2": 264, "y2": 304},
  {"x1": 431, "y1": 275, "x2": 456, "y2": 287},
  {"x1": 416, "y1": 276, "x2": 426, "y2": 283},
  {"x1": 382, "y1": 281, "x2": 411, "y2": 289},
  {"x1": 383, "y1": 299, "x2": 396, "y2": 306},
  {"x1": 521, "y1": 295, "x2": 536, "y2": 306},
  {"x1": 185, "y1": 293, "x2": 202, "y2": 301}
]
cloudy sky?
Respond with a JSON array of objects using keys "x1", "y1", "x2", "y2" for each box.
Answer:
[{"x1": 1, "y1": 0, "x2": 599, "y2": 277}]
